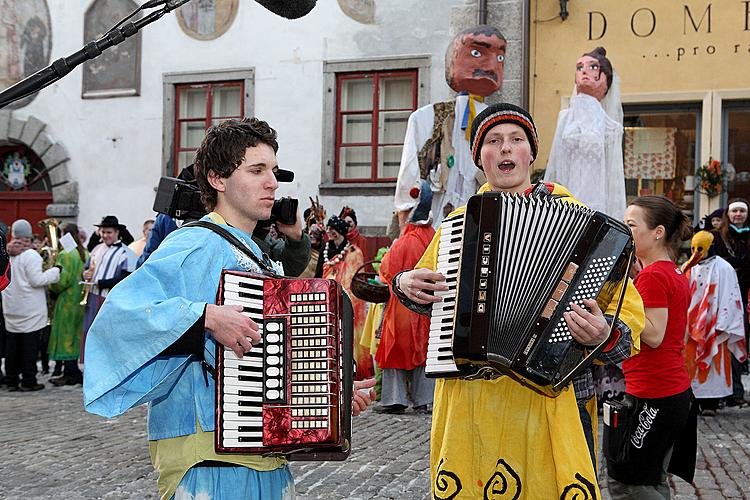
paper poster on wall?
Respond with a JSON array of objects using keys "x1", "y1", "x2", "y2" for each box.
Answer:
[{"x1": 624, "y1": 127, "x2": 677, "y2": 179}]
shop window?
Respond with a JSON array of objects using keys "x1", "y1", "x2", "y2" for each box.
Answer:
[
  {"x1": 335, "y1": 70, "x2": 418, "y2": 183},
  {"x1": 623, "y1": 104, "x2": 701, "y2": 222},
  {"x1": 174, "y1": 81, "x2": 244, "y2": 175},
  {"x1": 724, "y1": 102, "x2": 750, "y2": 202}
]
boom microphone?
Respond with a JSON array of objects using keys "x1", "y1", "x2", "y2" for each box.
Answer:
[{"x1": 254, "y1": 0, "x2": 317, "y2": 19}]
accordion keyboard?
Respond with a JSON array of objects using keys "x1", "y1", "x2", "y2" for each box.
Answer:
[
  {"x1": 426, "y1": 212, "x2": 464, "y2": 376},
  {"x1": 220, "y1": 274, "x2": 270, "y2": 448}
]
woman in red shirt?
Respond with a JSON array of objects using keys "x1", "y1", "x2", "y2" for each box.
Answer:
[{"x1": 607, "y1": 195, "x2": 697, "y2": 499}]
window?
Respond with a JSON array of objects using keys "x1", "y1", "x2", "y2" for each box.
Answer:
[
  {"x1": 321, "y1": 56, "x2": 430, "y2": 195},
  {"x1": 723, "y1": 101, "x2": 750, "y2": 201},
  {"x1": 623, "y1": 103, "x2": 701, "y2": 221},
  {"x1": 335, "y1": 70, "x2": 417, "y2": 182},
  {"x1": 174, "y1": 81, "x2": 243, "y2": 174},
  {"x1": 162, "y1": 69, "x2": 254, "y2": 177}
]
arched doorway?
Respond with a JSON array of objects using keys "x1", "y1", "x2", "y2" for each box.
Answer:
[{"x1": 0, "y1": 142, "x2": 53, "y2": 236}]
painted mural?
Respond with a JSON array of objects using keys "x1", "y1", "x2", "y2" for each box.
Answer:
[
  {"x1": 337, "y1": 0, "x2": 375, "y2": 24},
  {"x1": 0, "y1": 0, "x2": 52, "y2": 109},
  {"x1": 82, "y1": 0, "x2": 141, "y2": 98},
  {"x1": 177, "y1": 0, "x2": 239, "y2": 41}
]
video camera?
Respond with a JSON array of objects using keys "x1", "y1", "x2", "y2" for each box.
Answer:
[{"x1": 153, "y1": 176, "x2": 298, "y2": 226}]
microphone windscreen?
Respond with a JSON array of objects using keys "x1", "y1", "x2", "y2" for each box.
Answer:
[{"x1": 254, "y1": 0, "x2": 317, "y2": 19}]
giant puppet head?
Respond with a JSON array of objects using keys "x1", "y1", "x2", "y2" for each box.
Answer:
[
  {"x1": 445, "y1": 25, "x2": 507, "y2": 97},
  {"x1": 575, "y1": 46, "x2": 613, "y2": 102}
]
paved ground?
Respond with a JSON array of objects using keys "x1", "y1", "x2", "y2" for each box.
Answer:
[{"x1": 1, "y1": 372, "x2": 749, "y2": 499}]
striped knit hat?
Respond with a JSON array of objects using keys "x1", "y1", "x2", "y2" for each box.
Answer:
[{"x1": 469, "y1": 102, "x2": 539, "y2": 167}]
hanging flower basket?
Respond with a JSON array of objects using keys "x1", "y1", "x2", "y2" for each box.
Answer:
[{"x1": 695, "y1": 159, "x2": 724, "y2": 197}]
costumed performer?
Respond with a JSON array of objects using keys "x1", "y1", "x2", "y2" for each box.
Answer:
[
  {"x1": 544, "y1": 47, "x2": 626, "y2": 221},
  {"x1": 48, "y1": 223, "x2": 88, "y2": 386},
  {"x1": 683, "y1": 231, "x2": 747, "y2": 415},
  {"x1": 317, "y1": 215, "x2": 373, "y2": 379},
  {"x1": 391, "y1": 103, "x2": 644, "y2": 498},
  {"x1": 394, "y1": 25, "x2": 506, "y2": 229},
  {"x1": 83, "y1": 118, "x2": 376, "y2": 500},
  {"x1": 375, "y1": 180, "x2": 436, "y2": 415},
  {"x1": 80, "y1": 215, "x2": 136, "y2": 363}
]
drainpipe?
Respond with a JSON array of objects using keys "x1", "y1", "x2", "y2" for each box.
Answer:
[
  {"x1": 522, "y1": 0, "x2": 529, "y2": 108},
  {"x1": 478, "y1": 0, "x2": 487, "y2": 24}
]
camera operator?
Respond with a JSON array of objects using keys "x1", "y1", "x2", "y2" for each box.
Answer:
[
  {"x1": 252, "y1": 197, "x2": 311, "y2": 277},
  {"x1": 141, "y1": 165, "x2": 311, "y2": 277}
]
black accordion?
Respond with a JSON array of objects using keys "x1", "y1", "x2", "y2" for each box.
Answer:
[{"x1": 427, "y1": 192, "x2": 633, "y2": 395}]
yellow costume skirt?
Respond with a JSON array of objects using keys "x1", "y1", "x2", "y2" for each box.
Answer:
[{"x1": 430, "y1": 377, "x2": 599, "y2": 499}]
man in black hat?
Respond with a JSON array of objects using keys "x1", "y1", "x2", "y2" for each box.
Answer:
[{"x1": 80, "y1": 215, "x2": 136, "y2": 363}]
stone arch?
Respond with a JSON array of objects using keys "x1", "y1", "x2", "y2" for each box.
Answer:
[{"x1": 0, "y1": 110, "x2": 78, "y2": 220}]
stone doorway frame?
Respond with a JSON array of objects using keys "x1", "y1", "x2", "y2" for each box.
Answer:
[{"x1": 0, "y1": 110, "x2": 78, "y2": 220}]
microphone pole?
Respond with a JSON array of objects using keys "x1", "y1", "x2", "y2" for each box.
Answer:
[{"x1": 0, "y1": 0, "x2": 193, "y2": 109}]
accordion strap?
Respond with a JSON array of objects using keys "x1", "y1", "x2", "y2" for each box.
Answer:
[{"x1": 182, "y1": 220, "x2": 278, "y2": 276}]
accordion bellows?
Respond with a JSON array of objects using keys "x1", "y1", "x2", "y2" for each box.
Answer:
[{"x1": 427, "y1": 192, "x2": 633, "y2": 395}]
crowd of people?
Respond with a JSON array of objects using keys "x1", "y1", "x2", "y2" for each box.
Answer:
[{"x1": 0, "y1": 30, "x2": 747, "y2": 500}]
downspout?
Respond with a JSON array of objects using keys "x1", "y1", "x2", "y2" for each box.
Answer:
[
  {"x1": 522, "y1": 0, "x2": 530, "y2": 108},
  {"x1": 478, "y1": 0, "x2": 488, "y2": 24}
]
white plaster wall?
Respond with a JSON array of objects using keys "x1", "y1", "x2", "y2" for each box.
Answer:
[{"x1": 11, "y1": 0, "x2": 471, "y2": 234}]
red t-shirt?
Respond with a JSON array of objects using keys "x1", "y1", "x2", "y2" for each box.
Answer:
[{"x1": 623, "y1": 260, "x2": 691, "y2": 399}]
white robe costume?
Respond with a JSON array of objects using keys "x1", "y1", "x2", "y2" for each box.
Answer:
[
  {"x1": 686, "y1": 255, "x2": 747, "y2": 399},
  {"x1": 544, "y1": 75, "x2": 626, "y2": 221},
  {"x1": 395, "y1": 94, "x2": 486, "y2": 228}
]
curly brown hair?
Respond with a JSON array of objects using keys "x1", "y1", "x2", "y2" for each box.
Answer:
[{"x1": 194, "y1": 118, "x2": 279, "y2": 211}]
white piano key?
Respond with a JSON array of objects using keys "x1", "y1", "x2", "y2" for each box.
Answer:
[
  {"x1": 222, "y1": 438, "x2": 262, "y2": 448},
  {"x1": 223, "y1": 274, "x2": 265, "y2": 287},
  {"x1": 223, "y1": 291, "x2": 264, "y2": 307},
  {"x1": 222, "y1": 402, "x2": 264, "y2": 415},
  {"x1": 221, "y1": 384, "x2": 263, "y2": 396},
  {"x1": 222, "y1": 378, "x2": 264, "y2": 391},
  {"x1": 222, "y1": 418, "x2": 263, "y2": 429},
  {"x1": 223, "y1": 429, "x2": 264, "y2": 439}
]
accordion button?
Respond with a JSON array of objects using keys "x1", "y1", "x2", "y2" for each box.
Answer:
[
  {"x1": 266, "y1": 333, "x2": 280, "y2": 343},
  {"x1": 267, "y1": 378, "x2": 280, "y2": 388},
  {"x1": 267, "y1": 355, "x2": 280, "y2": 365},
  {"x1": 267, "y1": 367, "x2": 280, "y2": 377},
  {"x1": 266, "y1": 322, "x2": 281, "y2": 332},
  {"x1": 267, "y1": 345, "x2": 281, "y2": 355},
  {"x1": 266, "y1": 389, "x2": 280, "y2": 399}
]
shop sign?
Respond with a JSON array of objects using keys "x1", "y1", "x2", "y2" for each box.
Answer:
[{"x1": 587, "y1": 2, "x2": 750, "y2": 61}]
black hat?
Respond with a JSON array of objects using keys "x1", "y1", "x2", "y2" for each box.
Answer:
[
  {"x1": 470, "y1": 103, "x2": 539, "y2": 167},
  {"x1": 95, "y1": 215, "x2": 125, "y2": 230},
  {"x1": 327, "y1": 216, "x2": 350, "y2": 239}
]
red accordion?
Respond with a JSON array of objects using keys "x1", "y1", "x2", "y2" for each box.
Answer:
[{"x1": 215, "y1": 270, "x2": 353, "y2": 460}]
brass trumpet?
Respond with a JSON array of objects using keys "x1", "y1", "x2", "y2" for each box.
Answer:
[
  {"x1": 38, "y1": 218, "x2": 61, "y2": 271},
  {"x1": 80, "y1": 258, "x2": 97, "y2": 306}
]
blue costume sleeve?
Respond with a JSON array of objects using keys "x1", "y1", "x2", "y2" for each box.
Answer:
[{"x1": 83, "y1": 229, "x2": 223, "y2": 417}]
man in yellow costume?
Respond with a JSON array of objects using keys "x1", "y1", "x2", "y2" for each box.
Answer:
[{"x1": 392, "y1": 103, "x2": 644, "y2": 498}]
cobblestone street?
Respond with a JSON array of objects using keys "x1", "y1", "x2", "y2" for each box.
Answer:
[{"x1": 1, "y1": 374, "x2": 749, "y2": 499}]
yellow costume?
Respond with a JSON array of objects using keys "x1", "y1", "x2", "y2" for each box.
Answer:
[{"x1": 416, "y1": 182, "x2": 644, "y2": 499}]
